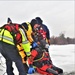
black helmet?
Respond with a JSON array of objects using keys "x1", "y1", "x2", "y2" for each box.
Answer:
[
  {"x1": 7, "y1": 17, "x2": 12, "y2": 24},
  {"x1": 35, "y1": 17, "x2": 43, "y2": 24},
  {"x1": 21, "y1": 22, "x2": 28, "y2": 31}
]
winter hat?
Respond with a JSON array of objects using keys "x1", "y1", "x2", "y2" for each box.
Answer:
[
  {"x1": 35, "y1": 17, "x2": 43, "y2": 24},
  {"x1": 30, "y1": 19, "x2": 38, "y2": 28},
  {"x1": 21, "y1": 22, "x2": 28, "y2": 31},
  {"x1": 7, "y1": 17, "x2": 12, "y2": 24}
]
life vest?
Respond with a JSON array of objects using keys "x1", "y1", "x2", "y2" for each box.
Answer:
[
  {"x1": 0, "y1": 24, "x2": 22, "y2": 45},
  {"x1": 17, "y1": 28, "x2": 31, "y2": 57},
  {"x1": 22, "y1": 22, "x2": 33, "y2": 43},
  {"x1": 17, "y1": 43, "x2": 27, "y2": 63}
]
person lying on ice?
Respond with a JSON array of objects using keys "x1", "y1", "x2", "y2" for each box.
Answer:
[{"x1": 28, "y1": 39, "x2": 63, "y2": 75}]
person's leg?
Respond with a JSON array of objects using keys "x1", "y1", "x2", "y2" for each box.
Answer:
[
  {"x1": 52, "y1": 65, "x2": 63, "y2": 74},
  {"x1": 15, "y1": 60, "x2": 27, "y2": 75},
  {"x1": 1, "y1": 42, "x2": 27, "y2": 75},
  {"x1": 6, "y1": 59, "x2": 14, "y2": 75},
  {"x1": 23, "y1": 63, "x2": 29, "y2": 73},
  {"x1": 0, "y1": 42, "x2": 14, "y2": 75},
  {"x1": 46, "y1": 68, "x2": 58, "y2": 75}
]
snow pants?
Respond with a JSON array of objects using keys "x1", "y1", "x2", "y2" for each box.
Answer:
[
  {"x1": 52, "y1": 65, "x2": 63, "y2": 74},
  {"x1": 36, "y1": 64, "x2": 58, "y2": 75},
  {"x1": 0, "y1": 41, "x2": 27, "y2": 75}
]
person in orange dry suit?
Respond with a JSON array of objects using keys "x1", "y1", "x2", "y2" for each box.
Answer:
[{"x1": 28, "y1": 39, "x2": 63, "y2": 75}]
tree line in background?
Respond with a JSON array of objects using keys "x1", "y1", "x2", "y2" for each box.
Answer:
[{"x1": 50, "y1": 33, "x2": 75, "y2": 45}]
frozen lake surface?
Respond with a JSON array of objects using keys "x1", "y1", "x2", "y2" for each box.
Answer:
[
  {"x1": 0, "y1": 44, "x2": 75, "y2": 75},
  {"x1": 49, "y1": 44, "x2": 75, "y2": 72}
]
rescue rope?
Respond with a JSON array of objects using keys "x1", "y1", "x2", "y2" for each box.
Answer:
[{"x1": 33, "y1": 52, "x2": 45, "y2": 62}]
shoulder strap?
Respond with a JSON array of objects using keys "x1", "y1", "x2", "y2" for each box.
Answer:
[{"x1": 21, "y1": 25, "x2": 27, "y2": 38}]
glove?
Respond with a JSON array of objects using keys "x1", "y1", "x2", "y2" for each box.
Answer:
[
  {"x1": 28, "y1": 67, "x2": 35, "y2": 74},
  {"x1": 32, "y1": 42, "x2": 37, "y2": 48},
  {"x1": 45, "y1": 44, "x2": 49, "y2": 49}
]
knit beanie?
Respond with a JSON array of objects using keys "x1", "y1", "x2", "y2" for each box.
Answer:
[
  {"x1": 35, "y1": 17, "x2": 43, "y2": 24},
  {"x1": 30, "y1": 19, "x2": 38, "y2": 28}
]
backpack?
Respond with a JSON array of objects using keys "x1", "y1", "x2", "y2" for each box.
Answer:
[{"x1": 3, "y1": 23, "x2": 22, "y2": 44}]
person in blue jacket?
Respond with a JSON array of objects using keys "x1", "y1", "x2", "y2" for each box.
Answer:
[{"x1": 35, "y1": 17, "x2": 50, "y2": 46}]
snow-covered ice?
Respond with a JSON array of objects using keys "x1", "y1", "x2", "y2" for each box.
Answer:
[{"x1": 49, "y1": 44, "x2": 75, "y2": 72}]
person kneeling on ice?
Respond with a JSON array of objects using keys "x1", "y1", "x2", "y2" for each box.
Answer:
[
  {"x1": 28, "y1": 39, "x2": 63, "y2": 75},
  {"x1": 20, "y1": 22, "x2": 37, "y2": 73}
]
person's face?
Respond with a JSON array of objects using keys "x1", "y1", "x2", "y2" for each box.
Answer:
[
  {"x1": 34, "y1": 24, "x2": 39, "y2": 29},
  {"x1": 33, "y1": 24, "x2": 39, "y2": 31}
]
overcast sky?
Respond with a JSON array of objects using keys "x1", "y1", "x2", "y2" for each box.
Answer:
[{"x1": 0, "y1": 1, "x2": 74, "y2": 38}]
